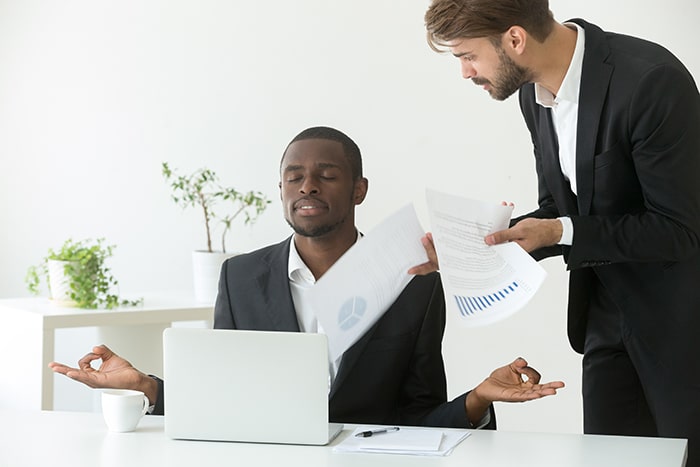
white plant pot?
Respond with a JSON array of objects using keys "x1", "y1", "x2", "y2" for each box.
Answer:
[
  {"x1": 47, "y1": 259, "x2": 78, "y2": 307},
  {"x1": 191, "y1": 250, "x2": 236, "y2": 304}
]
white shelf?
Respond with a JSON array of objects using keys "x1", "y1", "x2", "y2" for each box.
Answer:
[{"x1": 0, "y1": 294, "x2": 213, "y2": 410}]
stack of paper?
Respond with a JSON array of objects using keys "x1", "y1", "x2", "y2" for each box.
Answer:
[{"x1": 333, "y1": 426, "x2": 470, "y2": 457}]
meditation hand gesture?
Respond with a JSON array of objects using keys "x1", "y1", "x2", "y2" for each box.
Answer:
[
  {"x1": 477, "y1": 357, "x2": 565, "y2": 403},
  {"x1": 49, "y1": 344, "x2": 158, "y2": 404},
  {"x1": 465, "y1": 357, "x2": 565, "y2": 426}
]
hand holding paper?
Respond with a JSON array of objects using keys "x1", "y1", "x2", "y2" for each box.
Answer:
[
  {"x1": 485, "y1": 217, "x2": 565, "y2": 252},
  {"x1": 424, "y1": 189, "x2": 547, "y2": 327}
]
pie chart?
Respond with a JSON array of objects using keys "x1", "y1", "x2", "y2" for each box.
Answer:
[{"x1": 338, "y1": 296, "x2": 367, "y2": 331}]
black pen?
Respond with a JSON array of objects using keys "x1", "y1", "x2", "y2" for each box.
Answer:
[{"x1": 355, "y1": 426, "x2": 400, "y2": 438}]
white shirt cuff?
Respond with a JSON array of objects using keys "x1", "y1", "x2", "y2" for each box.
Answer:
[
  {"x1": 557, "y1": 216, "x2": 573, "y2": 245},
  {"x1": 472, "y1": 410, "x2": 492, "y2": 429}
]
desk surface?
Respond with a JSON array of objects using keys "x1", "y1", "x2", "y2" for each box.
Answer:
[{"x1": 0, "y1": 410, "x2": 687, "y2": 467}]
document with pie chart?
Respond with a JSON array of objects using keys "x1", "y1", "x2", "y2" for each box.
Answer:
[
  {"x1": 426, "y1": 188, "x2": 546, "y2": 327},
  {"x1": 308, "y1": 204, "x2": 428, "y2": 362}
]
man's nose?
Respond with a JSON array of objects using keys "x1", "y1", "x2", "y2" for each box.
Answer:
[
  {"x1": 461, "y1": 61, "x2": 476, "y2": 79},
  {"x1": 300, "y1": 178, "x2": 319, "y2": 194}
]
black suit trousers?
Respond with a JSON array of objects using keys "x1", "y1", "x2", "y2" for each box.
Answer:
[{"x1": 583, "y1": 275, "x2": 700, "y2": 466}]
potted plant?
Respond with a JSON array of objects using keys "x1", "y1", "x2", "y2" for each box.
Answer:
[
  {"x1": 162, "y1": 162, "x2": 271, "y2": 302},
  {"x1": 25, "y1": 238, "x2": 142, "y2": 309}
]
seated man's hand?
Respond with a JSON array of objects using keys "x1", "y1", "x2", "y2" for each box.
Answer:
[
  {"x1": 465, "y1": 357, "x2": 564, "y2": 426},
  {"x1": 49, "y1": 344, "x2": 158, "y2": 405},
  {"x1": 408, "y1": 233, "x2": 440, "y2": 275},
  {"x1": 475, "y1": 357, "x2": 565, "y2": 402}
]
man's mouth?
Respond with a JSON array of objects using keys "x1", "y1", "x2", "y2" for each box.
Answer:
[{"x1": 294, "y1": 198, "x2": 327, "y2": 212}]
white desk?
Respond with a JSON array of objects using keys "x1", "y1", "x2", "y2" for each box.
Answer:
[
  {"x1": 0, "y1": 294, "x2": 213, "y2": 410},
  {"x1": 0, "y1": 410, "x2": 687, "y2": 467}
]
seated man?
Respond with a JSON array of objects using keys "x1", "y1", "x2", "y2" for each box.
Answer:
[{"x1": 50, "y1": 126, "x2": 564, "y2": 429}]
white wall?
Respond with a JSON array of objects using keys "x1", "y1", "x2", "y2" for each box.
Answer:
[{"x1": 0, "y1": 0, "x2": 697, "y2": 430}]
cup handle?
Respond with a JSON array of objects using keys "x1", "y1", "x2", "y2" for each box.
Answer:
[{"x1": 141, "y1": 395, "x2": 150, "y2": 416}]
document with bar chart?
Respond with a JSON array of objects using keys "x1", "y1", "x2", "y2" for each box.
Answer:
[{"x1": 426, "y1": 189, "x2": 546, "y2": 327}]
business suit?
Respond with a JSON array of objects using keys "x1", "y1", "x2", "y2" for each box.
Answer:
[
  {"x1": 518, "y1": 18, "x2": 700, "y2": 459},
  {"x1": 210, "y1": 236, "x2": 495, "y2": 428}
]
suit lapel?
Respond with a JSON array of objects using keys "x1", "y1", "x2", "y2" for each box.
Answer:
[
  {"x1": 261, "y1": 233, "x2": 376, "y2": 398},
  {"x1": 571, "y1": 19, "x2": 613, "y2": 215},
  {"x1": 258, "y1": 238, "x2": 300, "y2": 332},
  {"x1": 329, "y1": 318, "x2": 381, "y2": 399}
]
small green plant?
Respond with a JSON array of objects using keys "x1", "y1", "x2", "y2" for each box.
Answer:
[
  {"x1": 162, "y1": 162, "x2": 271, "y2": 253},
  {"x1": 25, "y1": 238, "x2": 143, "y2": 309}
]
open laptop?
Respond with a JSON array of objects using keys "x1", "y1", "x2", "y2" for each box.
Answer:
[{"x1": 163, "y1": 327, "x2": 343, "y2": 445}]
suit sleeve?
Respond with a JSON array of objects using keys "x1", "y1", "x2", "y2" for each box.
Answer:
[{"x1": 399, "y1": 274, "x2": 496, "y2": 429}]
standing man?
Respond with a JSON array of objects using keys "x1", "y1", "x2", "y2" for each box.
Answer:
[{"x1": 421, "y1": 1, "x2": 700, "y2": 464}]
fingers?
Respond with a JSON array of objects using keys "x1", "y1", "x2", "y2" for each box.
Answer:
[
  {"x1": 508, "y1": 357, "x2": 565, "y2": 394},
  {"x1": 422, "y1": 233, "x2": 438, "y2": 265},
  {"x1": 485, "y1": 219, "x2": 563, "y2": 251},
  {"x1": 76, "y1": 345, "x2": 114, "y2": 371},
  {"x1": 92, "y1": 344, "x2": 114, "y2": 359},
  {"x1": 77, "y1": 352, "x2": 102, "y2": 371},
  {"x1": 48, "y1": 362, "x2": 76, "y2": 375},
  {"x1": 516, "y1": 365, "x2": 542, "y2": 385},
  {"x1": 408, "y1": 262, "x2": 437, "y2": 275},
  {"x1": 484, "y1": 228, "x2": 514, "y2": 246},
  {"x1": 408, "y1": 233, "x2": 440, "y2": 275},
  {"x1": 539, "y1": 380, "x2": 566, "y2": 390},
  {"x1": 49, "y1": 361, "x2": 99, "y2": 387}
]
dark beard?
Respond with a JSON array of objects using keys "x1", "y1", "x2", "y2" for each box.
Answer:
[
  {"x1": 286, "y1": 218, "x2": 341, "y2": 238},
  {"x1": 474, "y1": 46, "x2": 533, "y2": 101}
]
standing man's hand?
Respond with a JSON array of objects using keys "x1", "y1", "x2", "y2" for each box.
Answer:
[
  {"x1": 485, "y1": 218, "x2": 563, "y2": 252},
  {"x1": 408, "y1": 232, "x2": 440, "y2": 275}
]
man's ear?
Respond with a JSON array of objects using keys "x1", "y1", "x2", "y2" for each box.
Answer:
[
  {"x1": 278, "y1": 181, "x2": 283, "y2": 201},
  {"x1": 354, "y1": 177, "x2": 369, "y2": 205},
  {"x1": 504, "y1": 26, "x2": 527, "y2": 55}
]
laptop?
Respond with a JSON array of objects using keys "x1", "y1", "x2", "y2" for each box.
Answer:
[{"x1": 162, "y1": 327, "x2": 344, "y2": 445}]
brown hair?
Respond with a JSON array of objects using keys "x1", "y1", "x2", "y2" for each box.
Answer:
[{"x1": 425, "y1": 0, "x2": 555, "y2": 51}]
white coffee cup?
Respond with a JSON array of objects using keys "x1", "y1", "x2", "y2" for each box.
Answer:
[{"x1": 101, "y1": 389, "x2": 149, "y2": 432}]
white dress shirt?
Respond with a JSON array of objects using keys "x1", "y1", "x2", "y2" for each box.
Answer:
[
  {"x1": 287, "y1": 232, "x2": 361, "y2": 383},
  {"x1": 534, "y1": 22, "x2": 585, "y2": 246}
]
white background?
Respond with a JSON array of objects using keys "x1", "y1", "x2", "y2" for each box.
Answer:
[{"x1": 1, "y1": 0, "x2": 697, "y2": 432}]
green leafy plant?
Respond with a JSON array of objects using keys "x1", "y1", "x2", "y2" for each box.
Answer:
[
  {"x1": 162, "y1": 162, "x2": 271, "y2": 253},
  {"x1": 25, "y1": 238, "x2": 143, "y2": 309}
]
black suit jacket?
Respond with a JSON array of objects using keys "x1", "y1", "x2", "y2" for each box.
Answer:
[
  {"x1": 211, "y1": 237, "x2": 495, "y2": 428},
  {"x1": 517, "y1": 19, "x2": 700, "y2": 356}
]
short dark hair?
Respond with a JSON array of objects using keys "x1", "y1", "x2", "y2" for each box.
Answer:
[
  {"x1": 425, "y1": 0, "x2": 554, "y2": 51},
  {"x1": 282, "y1": 126, "x2": 363, "y2": 180}
]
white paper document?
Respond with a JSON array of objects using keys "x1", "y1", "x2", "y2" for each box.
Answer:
[
  {"x1": 333, "y1": 426, "x2": 470, "y2": 456},
  {"x1": 426, "y1": 189, "x2": 546, "y2": 327},
  {"x1": 308, "y1": 204, "x2": 428, "y2": 362}
]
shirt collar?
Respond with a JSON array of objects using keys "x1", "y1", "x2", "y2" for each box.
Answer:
[
  {"x1": 287, "y1": 230, "x2": 361, "y2": 285},
  {"x1": 535, "y1": 22, "x2": 585, "y2": 108}
]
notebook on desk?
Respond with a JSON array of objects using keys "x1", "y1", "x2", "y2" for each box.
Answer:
[{"x1": 162, "y1": 327, "x2": 343, "y2": 445}]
